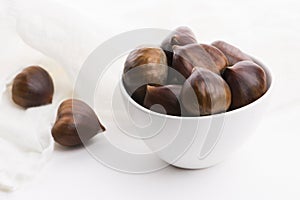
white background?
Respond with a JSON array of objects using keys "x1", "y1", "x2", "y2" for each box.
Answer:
[{"x1": 1, "y1": 0, "x2": 300, "y2": 199}]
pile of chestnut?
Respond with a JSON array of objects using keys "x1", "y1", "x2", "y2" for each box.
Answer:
[{"x1": 123, "y1": 26, "x2": 268, "y2": 116}]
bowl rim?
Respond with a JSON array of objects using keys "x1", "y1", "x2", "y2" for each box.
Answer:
[{"x1": 120, "y1": 57, "x2": 274, "y2": 120}]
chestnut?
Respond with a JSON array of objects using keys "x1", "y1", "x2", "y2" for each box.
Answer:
[
  {"x1": 180, "y1": 68, "x2": 231, "y2": 116},
  {"x1": 222, "y1": 61, "x2": 267, "y2": 110},
  {"x1": 212, "y1": 40, "x2": 252, "y2": 66},
  {"x1": 123, "y1": 47, "x2": 168, "y2": 105},
  {"x1": 143, "y1": 85, "x2": 182, "y2": 116},
  {"x1": 161, "y1": 26, "x2": 197, "y2": 66},
  {"x1": 12, "y1": 66, "x2": 54, "y2": 109},
  {"x1": 51, "y1": 99, "x2": 106, "y2": 147}
]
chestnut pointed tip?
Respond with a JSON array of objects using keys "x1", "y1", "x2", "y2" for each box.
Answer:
[
  {"x1": 171, "y1": 35, "x2": 179, "y2": 44},
  {"x1": 191, "y1": 67, "x2": 197, "y2": 73},
  {"x1": 146, "y1": 85, "x2": 156, "y2": 92},
  {"x1": 98, "y1": 119, "x2": 106, "y2": 132},
  {"x1": 172, "y1": 45, "x2": 180, "y2": 51}
]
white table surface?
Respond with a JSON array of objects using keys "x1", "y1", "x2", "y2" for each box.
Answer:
[{"x1": 0, "y1": 0, "x2": 300, "y2": 199}]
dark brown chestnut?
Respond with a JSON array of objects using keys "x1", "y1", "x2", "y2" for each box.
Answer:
[
  {"x1": 180, "y1": 68, "x2": 231, "y2": 116},
  {"x1": 123, "y1": 47, "x2": 168, "y2": 105},
  {"x1": 12, "y1": 66, "x2": 54, "y2": 109},
  {"x1": 143, "y1": 85, "x2": 182, "y2": 116},
  {"x1": 51, "y1": 99, "x2": 106, "y2": 147},
  {"x1": 161, "y1": 26, "x2": 197, "y2": 66},
  {"x1": 222, "y1": 61, "x2": 267, "y2": 110},
  {"x1": 172, "y1": 44, "x2": 224, "y2": 79},
  {"x1": 212, "y1": 41, "x2": 252, "y2": 66}
]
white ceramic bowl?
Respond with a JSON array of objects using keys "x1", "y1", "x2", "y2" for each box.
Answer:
[{"x1": 120, "y1": 59, "x2": 273, "y2": 169}]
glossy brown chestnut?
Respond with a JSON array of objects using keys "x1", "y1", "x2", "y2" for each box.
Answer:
[
  {"x1": 123, "y1": 47, "x2": 168, "y2": 105},
  {"x1": 180, "y1": 68, "x2": 231, "y2": 116},
  {"x1": 212, "y1": 41, "x2": 252, "y2": 66},
  {"x1": 51, "y1": 99, "x2": 106, "y2": 147},
  {"x1": 12, "y1": 66, "x2": 54, "y2": 109},
  {"x1": 144, "y1": 85, "x2": 182, "y2": 116},
  {"x1": 222, "y1": 61, "x2": 267, "y2": 110},
  {"x1": 172, "y1": 44, "x2": 223, "y2": 79},
  {"x1": 161, "y1": 26, "x2": 197, "y2": 66}
]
